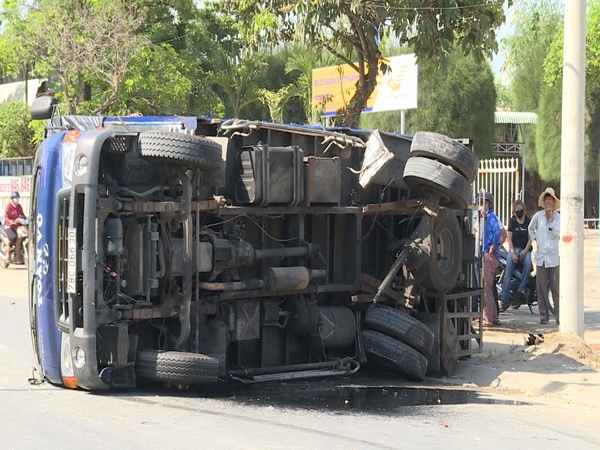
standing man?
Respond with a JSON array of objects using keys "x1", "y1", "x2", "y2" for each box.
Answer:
[
  {"x1": 528, "y1": 187, "x2": 560, "y2": 325},
  {"x1": 3, "y1": 190, "x2": 25, "y2": 264},
  {"x1": 479, "y1": 192, "x2": 502, "y2": 327}
]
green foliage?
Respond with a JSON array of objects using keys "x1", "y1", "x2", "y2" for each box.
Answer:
[
  {"x1": 208, "y1": 49, "x2": 269, "y2": 118},
  {"x1": 535, "y1": 84, "x2": 561, "y2": 182},
  {"x1": 2, "y1": 0, "x2": 151, "y2": 114},
  {"x1": 407, "y1": 52, "x2": 496, "y2": 158},
  {"x1": 280, "y1": 43, "x2": 338, "y2": 123},
  {"x1": 0, "y1": 101, "x2": 35, "y2": 157},
  {"x1": 79, "y1": 44, "x2": 193, "y2": 116},
  {"x1": 495, "y1": 81, "x2": 513, "y2": 111},
  {"x1": 502, "y1": 0, "x2": 563, "y2": 178},
  {"x1": 544, "y1": 0, "x2": 600, "y2": 91},
  {"x1": 539, "y1": 0, "x2": 600, "y2": 184},
  {"x1": 224, "y1": 0, "x2": 508, "y2": 127},
  {"x1": 504, "y1": 0, "x2": 562, "y2": 106}
]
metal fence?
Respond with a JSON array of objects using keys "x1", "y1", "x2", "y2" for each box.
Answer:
[
  {"x1": 474, "y1": 158, "x2": 520, "y2": 227},
  {"x1": 0, "y1": 157, "x2": 34, "y2": 176},
  {"x1": 475, "y1": 157, "x2": 598, "y2": 237}
]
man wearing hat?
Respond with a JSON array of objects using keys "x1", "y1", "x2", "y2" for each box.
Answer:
[{"x1": 528, "y1": 187, "x2": 561, "y2": 324}]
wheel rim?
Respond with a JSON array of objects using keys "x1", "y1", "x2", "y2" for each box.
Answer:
[{"x1": 435, "y1": 227, "x2": 454, "y2": 274}]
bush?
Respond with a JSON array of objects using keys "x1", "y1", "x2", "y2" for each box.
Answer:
[{"x1": 0, "y1": 101, "x2": 36, "y2": 157}]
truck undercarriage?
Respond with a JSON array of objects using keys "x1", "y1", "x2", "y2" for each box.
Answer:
[{"x1": 29, "y1": 97, "x2": 482, "y2": 391}]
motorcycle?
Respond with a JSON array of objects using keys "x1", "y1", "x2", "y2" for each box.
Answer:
[
  {"x1": 0, "y1": 216, "x2": 29, "y2": 268},
  {"x1": 495, "y1": 246, "x2": 538, "y2": 314}
]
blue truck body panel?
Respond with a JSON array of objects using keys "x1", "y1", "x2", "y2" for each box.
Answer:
[{"x1": 33, "y1": 131, "x2": 66, "y2": 385}]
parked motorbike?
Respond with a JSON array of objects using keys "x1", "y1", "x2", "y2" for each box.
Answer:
[
  {"x1": 0, "y1": 216, "x2": 29, "y2": 268},
  {"x1": 495, "y1": 246, "x2": 537, "y2": 314}
]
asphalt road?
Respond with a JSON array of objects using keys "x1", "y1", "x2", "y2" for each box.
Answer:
[{"x1": 1, "y1": 266, "x2": 600, "y2": 449}]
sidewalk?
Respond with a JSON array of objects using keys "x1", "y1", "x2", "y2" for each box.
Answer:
[{"x1": 443, "y1": 234, "x2": 600, "y2": 408}]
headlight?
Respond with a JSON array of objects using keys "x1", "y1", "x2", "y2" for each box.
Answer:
[
  {"x1": 73, "y1": 345, "x2": 86, "y2": 368},
  {"x1": 73, "y1": 154, "x2": 89, "y2": 177}
]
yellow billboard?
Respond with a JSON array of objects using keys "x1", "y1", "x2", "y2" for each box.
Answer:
[{"x1": 312, "y1": 54, "x2": 418, "y2": 117}]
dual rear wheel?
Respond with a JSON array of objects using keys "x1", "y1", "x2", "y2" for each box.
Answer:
[{"x1": 362, "y1": 304, "x2": 435, "y2": 381}]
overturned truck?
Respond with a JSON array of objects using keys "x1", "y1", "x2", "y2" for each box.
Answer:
[{"x1": 29, "y1": 95, "x2": 481, "y2": 391}]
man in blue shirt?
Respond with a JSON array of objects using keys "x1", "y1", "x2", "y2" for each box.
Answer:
[{"x1": 479, "y1": 192, "x2": 502, "y2": 326}]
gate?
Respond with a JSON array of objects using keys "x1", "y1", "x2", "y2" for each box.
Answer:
[{"x1": 474, "y1": 158, "x2": 520, "y2": 227}]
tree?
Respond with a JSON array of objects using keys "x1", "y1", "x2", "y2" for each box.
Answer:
[
  {"x1": 0, "y1": 0, "x2": 204, "y2": 116},
  {"x1": 541, "y1": 0, "x2": 600, "y2": 215},
  {"x1": 225, "y1": 0, "x2": 508, "y2": 127},
  {"x1": 535, "y1": 83, "x2": 562, "y2": 182},
  {"x1": 501, "y1": 0, "x2": 563, "y2": 175},
  {"x1": 208, "y1": 48, "x2": 269, "y2": 118},
  {"x1": 257, "y1": 43, "x2": 338, "y2": 123},
  {"x1": 82, "y1": 43, "x2": 193, "y2": 116},
  {"x1": 141, "y1": 1, "x2": 244, "y2": 117},
  {"x1": 0, "y1": 101, "x2": 35, "y2": 157},
  {"x1": 282, "y1": 44, "x2": 337, "y2": 123},
  {"x1": 2, "y1": 0, "x2": 150, "y2": 114}
]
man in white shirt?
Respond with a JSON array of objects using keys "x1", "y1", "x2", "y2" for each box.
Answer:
[{"x1": 528, "y1": 187, "x2": 560, "y2": 325}]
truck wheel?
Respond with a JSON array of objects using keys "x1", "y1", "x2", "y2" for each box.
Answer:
[
  {"x1": 139, "y1": 131, "x2": 222, "y2": 171},
  {"x1": 362, "y1": 330, "x2": 428, "y2": 381},
  {"x1": 422, "y1": 208, "x2": 462, "y2": 293},
  {"x1": 363, "y1": 304, "x2": 434, "y2": 356},
  {"x1": 136, "y1": 350, "x2": 219, "y2": 385},
  {"x1": 403, "y1": 156, "x2": 471, "y2": 209},
  {"x1": 410, "y1": 131, "x2": 479, "y2": 183},
  {"x1": 29, "y1": 278, "x2": 41, "y2": 368}
]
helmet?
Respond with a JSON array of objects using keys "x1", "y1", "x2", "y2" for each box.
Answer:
[
  {"x1": 475, "y1": 192, "x2": 494, "y2": 205},
  {"x1": 10, "y1": 190, "x2": 20, "y2": 199}
]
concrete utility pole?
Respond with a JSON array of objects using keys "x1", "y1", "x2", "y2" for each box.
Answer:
[{"x1": 560, "y1": 0, "x2": 586, "y2": 337}]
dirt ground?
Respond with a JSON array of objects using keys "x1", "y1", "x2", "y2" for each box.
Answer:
[{"x1": 441, "y1": 233, "x2": 600, "y2": 409}]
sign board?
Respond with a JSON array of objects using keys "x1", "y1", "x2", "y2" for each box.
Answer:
[
  {"x1": 312, "y1": 54, "x2": 418, "y2": 117},
  {"x1": 0, "y1": 176, "x2": 31, "y2": 196}
]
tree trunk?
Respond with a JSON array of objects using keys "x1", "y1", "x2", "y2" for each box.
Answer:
[
  {"x1": 336, "y1": 19, "x2": 381, "y2": 128},
  {"x1": 340, "y1": 66, "x2": 378, "y2": 128}
]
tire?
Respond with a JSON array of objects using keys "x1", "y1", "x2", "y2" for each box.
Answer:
[
  {"x1": 136, "y1": 350, "x2": 219, "y2": 385},
  {"x1": 422, "y1": 208, "x2": 462, "y2": 293},
  {"x1": 362, "y1": 330, "x2": 428, "y2": 381},
  {"x1": 139, "y1": 131, "x2": 222, "y2": 171},
  {"x1": 403, "y1": 156, "x2": 471, "y2": 209},
  {"x1": 29, "y1": 276, "x2": 41, "y2": 368},
  {"x1": 0, "y1": 240, "x2": 9, "y2": 268},
  {"x1": 410, "y1": 131, "x2": 479, "y2": 183},
  {"x1": 364, "y1": 304, "x2": 434, "y2": 356}
]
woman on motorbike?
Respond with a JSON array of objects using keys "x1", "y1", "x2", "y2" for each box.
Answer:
[
  {"x1": 499, "y1": 199, "x2": 533, "y2": 312},
  {"x1": 3, "y1": 191, "x2": 25, "y2": 265}
]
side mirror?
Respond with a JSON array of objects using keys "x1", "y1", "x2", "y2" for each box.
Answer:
[{"x1": 31, "y1": 95, "x2": 58, "y2": 120}]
